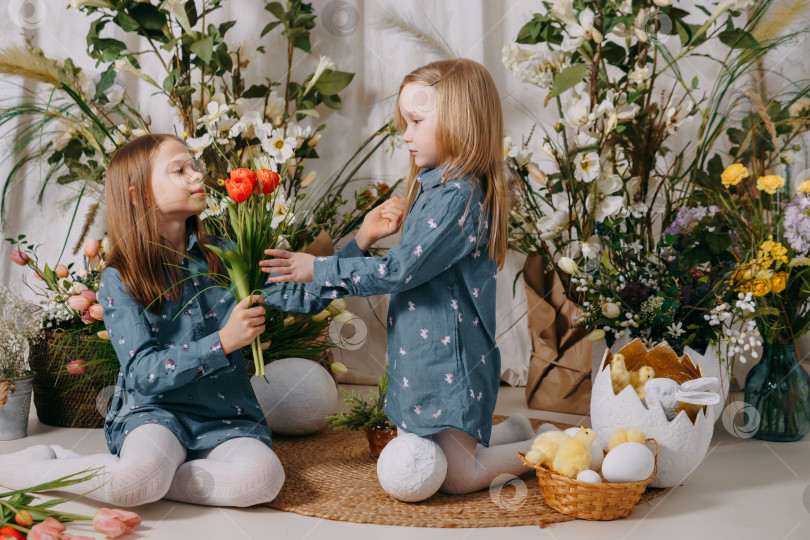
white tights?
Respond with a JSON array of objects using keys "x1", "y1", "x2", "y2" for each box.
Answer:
[
  {"x1": 0, "y1": 424, "x2": 284, "y2": 508},
  {"x1": 397, "y1": 413, "x2": 540, "y2": 495}
]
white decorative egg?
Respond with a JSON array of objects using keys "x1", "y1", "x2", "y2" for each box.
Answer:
[
  {"x1": 377, "y1": 433, "x2": 447, "y2": 502},
  {"x1": 601, "y1": 442, "x2": 655, "y2": 483},
  {"x1": 251, "y1": 357, "x2": 337, "y2": 436},
  {"x1": 563, "y1": 427, "x2": 604, "y2": 471},
  {"x1": 576, "y1": 469, "x2": 602, "y2": 483}
]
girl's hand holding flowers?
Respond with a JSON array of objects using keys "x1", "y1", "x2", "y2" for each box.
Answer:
[{"x1": 219, "y1": 295, "x2": 266, "y2": 355}]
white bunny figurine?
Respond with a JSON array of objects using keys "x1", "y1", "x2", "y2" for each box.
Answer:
[{"x1": 643, "y1": 377, "x2": 721, "y2": 421}]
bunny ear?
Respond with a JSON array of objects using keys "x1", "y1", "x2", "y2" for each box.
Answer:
[
  {"x1": 680, "y1": 377, "x2": 720, "y2": 393},
  {"x1": 676, "y1": 390, "x2": 720, "y2": 406}
]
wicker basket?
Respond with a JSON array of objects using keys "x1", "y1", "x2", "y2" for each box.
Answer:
[
  {"x1": 27, "y1": 329, "x2": 117, "y2": 428},
  {"x1": 518, "y1": 438, "x2": 658, "y2": 520}
]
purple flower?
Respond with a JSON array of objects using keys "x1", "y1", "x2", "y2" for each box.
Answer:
[
  {"x1": 664, "y1": 205, "x2": 719, "y2": 236},
  {"x1": 783, "y1": 196, "x2": 810, "y2": 255}
]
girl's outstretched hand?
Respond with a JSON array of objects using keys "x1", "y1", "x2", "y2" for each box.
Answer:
[
  {"x1": 356, "y1": 196, "x2": 405, "y2": 251},
  {"x1": 260, "y1": 249, "x2": 315, "y2": 283},
  {"x1": 219, "y1": 295, "x2": 265, "y2": 355}
]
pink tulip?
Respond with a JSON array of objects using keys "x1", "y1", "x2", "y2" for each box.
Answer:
[
  {"x1": 84, "y1": 238, "x2": 100, "y2": 259},
  {"x1": 67, "y1": 295, "x2": 91, "y2": 312},
  {"x1": 55, "y1": 264, "x2": 69, "y2": 278},
  {"x1": 81, "y1": 309, "x2": 96, "y2": 324},
  {"x1": 93, "y1": 508, "x2": 142, "y2": 538},
  {"x1": 67, "y1": 359, "x2": 87, "y2": 375},
  {"x1": 90, "y1": 303, "x2": 104, "y2": 321},
  {"x1": 28, "y1": 518, "x2": 65, "y2": 540},
  {"x1": 10, "y1": 250, "x2": 29, "y2": 266},
  {"x1": 79, "y1": 290, "x2": 97, "y2": 302}
]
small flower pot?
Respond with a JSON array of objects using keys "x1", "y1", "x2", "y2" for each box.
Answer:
[
  {"x1": 365, "y1": 427, "x2": 397, "y2": 458},
  {"x1": 0, "y1": 375, "x2": 34, "y2": 440}
]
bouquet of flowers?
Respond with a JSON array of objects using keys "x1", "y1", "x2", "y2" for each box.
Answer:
[
  {"x1": 707, "y1": 162, "x2": 810, "y2": 345},
  {"x1": 503, "y1": 0, "x2": 808, "y2": 266},
  {"x1": 567, "y1": 206, "x2": 761, "y2": 360}
]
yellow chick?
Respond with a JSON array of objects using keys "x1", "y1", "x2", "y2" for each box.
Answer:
[
  {"x1": 551, "y1": 427, "x2": 596, "y2": 478},
  {"x1": 608, "y1": 429, "x2": 646, "y2": 451},
  {"x1": 525, "y1": 430, "x2": 568, "y2": 467},
  {"x1": 629, "y1": 366, "x2": 656, "y2": 399},
  {"x1": 610, "y1": 353, "x2": 630, "y2": 394}
]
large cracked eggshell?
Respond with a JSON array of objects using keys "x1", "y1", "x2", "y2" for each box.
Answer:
[{"x1": 590, "y1": 340, "x2": 715, "y2": 488}]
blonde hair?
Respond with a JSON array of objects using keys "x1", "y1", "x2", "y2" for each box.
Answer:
[
  {"x1": 394, "y1": 58, "x2": 510, "y2": 269},
  {"x1": 102, "y1": 134, "x2": 225, "y2": 313}
]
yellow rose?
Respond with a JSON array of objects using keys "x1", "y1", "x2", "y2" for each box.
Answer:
[
  {"x1": 796, "y1": 180, "x2": 810, "y2": 195},
  {"x1": 752, "y1": 278, "x2": 771, "y2": 297},
  {"x1": 721, "y1": 163, "x2": 749, "y2": 187},
  {"x1": 756, "y1": 174, "x2": 785, "y2": 194},
  {"x1": 771, "y1": 272, "x2": 787, "y2": 294}
]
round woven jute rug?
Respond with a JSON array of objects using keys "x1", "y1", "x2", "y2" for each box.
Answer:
[{"x1": 264, "y1": 416, "x2": 668, "y2": 528}]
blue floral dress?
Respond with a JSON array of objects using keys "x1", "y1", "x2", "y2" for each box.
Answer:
[
  {"x1": 308, "y1": 167, "x2": 501, "y2": 446},
  {"x1": 98, "y1": 232, "x2": 350, "y2": 456}
]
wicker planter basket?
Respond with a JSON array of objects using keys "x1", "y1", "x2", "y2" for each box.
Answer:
[
  {"x1": 28, "y1": 329, "x2": 118, "y2": 428},
  {"x1": 518, "y1": 439, "x2": 658, "y2": 521}
]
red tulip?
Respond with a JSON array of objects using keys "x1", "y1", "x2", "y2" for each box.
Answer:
[
  {"x1": 81, "y1": 309, "x2": 96, "y2": 324},
  {"x1": 0, "y1": 526, "x2": 25, "y2": 540},
  {"x1": 55, "y1": 264, "x2": 69, "y2": 278},
  {"x1": 68, "y1": 295, "x2": 91, "y2": 312},
  {"x1": 226, "y1": 168, "x2": 257, "y2": 203},
  {"x1": 10, "y1": 250, "x2": 29, "y2": 266},
  {"x1": 67, "y1": 359, "x2": 87, "y2": 375},
  {"x1": 93, "y1": 508, "x2": 142, "y2": 538},
  {"x1": 84, "y1": 238, "x2": 100, "y2": 258},
  {"x1": 256, "y1": 169, "x2": 280, "y2": 195}
]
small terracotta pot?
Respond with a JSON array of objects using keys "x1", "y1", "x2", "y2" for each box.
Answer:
[{"x1": 364, "y1": 427, "x2": 397, "y2": 457}]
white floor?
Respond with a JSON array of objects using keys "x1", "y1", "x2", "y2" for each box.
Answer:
[{"x1": 1, "y1": 384, "x2": 809, "y2": 540}]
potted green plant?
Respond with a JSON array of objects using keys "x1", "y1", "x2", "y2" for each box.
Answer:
[
  {"x1": 0, "y1": 286, "x2": 42, "y2": 440},
  {"x1": 327, "y1": 372, "x2": 396, "y2": 457}
]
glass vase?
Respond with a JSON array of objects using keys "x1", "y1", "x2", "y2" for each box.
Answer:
[{"x1": 744, "y1": 343, "x2": 810, "y2": 442}]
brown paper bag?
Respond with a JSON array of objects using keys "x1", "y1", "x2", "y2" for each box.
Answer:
[{"x1": 523, "y1": 253, "x2": 592, "y2": 415}]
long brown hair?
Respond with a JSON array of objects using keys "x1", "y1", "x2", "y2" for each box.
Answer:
[
  {"x1": 394, "y1": 59, "x2": 510, "y2": 269},
  {"x1": 102, "y1": 133, "x2": 225, "y2": 313}
]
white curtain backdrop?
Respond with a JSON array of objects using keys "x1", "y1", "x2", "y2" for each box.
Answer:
[{"x1": 1, "y1": 1, "x2": 808, "y2": 386}]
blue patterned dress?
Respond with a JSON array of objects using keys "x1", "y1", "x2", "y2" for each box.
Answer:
[
  {"x1": 308, "y1": 167, "x2": 501, "y2": 446},
  {"x1": 98, "y1": 232, "x2": 350, "y2": 456}
]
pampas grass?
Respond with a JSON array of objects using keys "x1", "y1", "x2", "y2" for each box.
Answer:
[
  {"x1": 0, "y1": 47, "x2": 59, "y2": 86},
  {"x1": 377, "y1": 7, "x2": 456, "y2": 60},
  {"x1": 752, "y1": 0, "x2": 810, "y2": 42}
]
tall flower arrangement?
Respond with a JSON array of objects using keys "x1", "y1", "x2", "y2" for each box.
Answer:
[
  {"x1": 0, "y1": 0, "x2": 396, "y2": 253},
  {"x1": 504, "y1": 0, "x2": 810, "y2": 361}
]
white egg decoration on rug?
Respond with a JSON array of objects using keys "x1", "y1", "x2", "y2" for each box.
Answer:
[
  {"x1": 251, "y1": 357, "x2": 337, "y2": 436},
  {"x1": 601, "y1": 442, "x2": 655, "y2": 483},
  {"x1": 564, "y1": 427, "x2": 604, "y2": 471},
  {"x1": 590, "y1": 339, "x2": 716, "y2": 488},
  {"x1": 377, "y1": 433, "x2": 447, "y2": 502}
]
